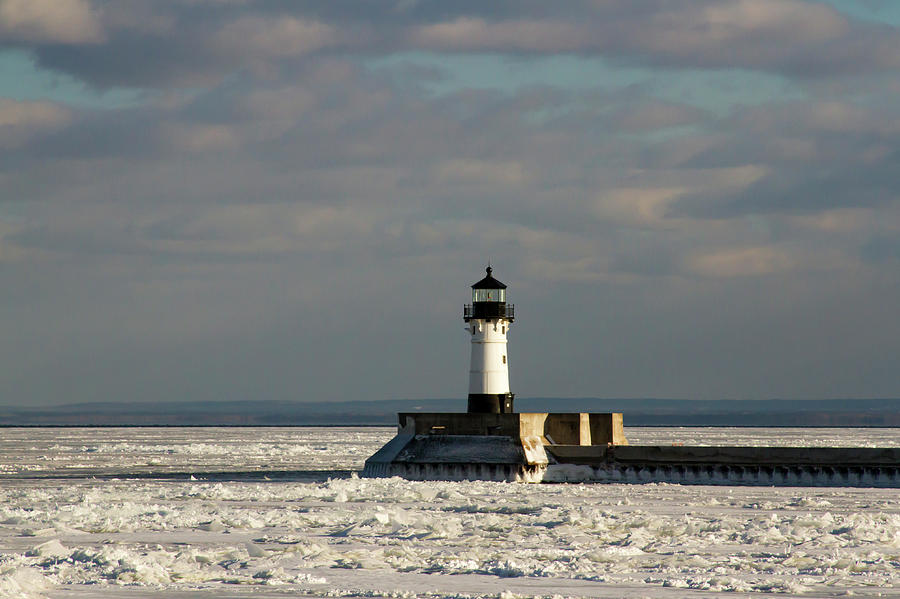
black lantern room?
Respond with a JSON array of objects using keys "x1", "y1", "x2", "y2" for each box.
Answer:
[{"x1": 464, "y1": 266, "x2": 515, "y2": 322}]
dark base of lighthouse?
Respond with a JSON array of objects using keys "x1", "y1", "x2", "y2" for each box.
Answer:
[{"x1": 467, "y1": 393, "x2": 515, "y2": 414}]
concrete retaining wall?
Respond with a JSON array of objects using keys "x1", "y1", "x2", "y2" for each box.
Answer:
[
  {"x1": 397, "y1": 412, "x2": 627, "y2": 446},
  {"x1": 362, "y1": 412, "x2": 900, "y2": 486}
]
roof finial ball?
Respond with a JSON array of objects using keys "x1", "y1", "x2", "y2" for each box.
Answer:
[{"x1": 463, "y1": 266, "x2": 515, "y2": 414}]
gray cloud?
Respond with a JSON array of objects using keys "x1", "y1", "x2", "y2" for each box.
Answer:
[
  {"x1": 664, "y1": 100, "x2": 900, "y2": 218},
  {"x1": 2, "y1": 0, "x2": 899, "y2": 89},
  {"x1": 2, "y1": 1, "x2": 900, "y2": 405}
]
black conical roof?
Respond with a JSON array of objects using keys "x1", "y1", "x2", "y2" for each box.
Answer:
[{"x1": 471, "y1": 266, "x2": 507, "y2": 289}]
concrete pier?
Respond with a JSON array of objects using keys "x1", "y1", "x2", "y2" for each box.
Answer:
[
  {"x1": 544, "y1": 445, "x2": 900, "y2": 486},
  {"x1": 363, "y1": 412, "x2": 626, "y2": 482},
  {"x1": 362, "y1": 413, "x2": 900, "y2": 486}
]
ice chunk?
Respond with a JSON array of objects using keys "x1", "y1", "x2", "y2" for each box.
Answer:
[
  {"x1": 196, "y1": 520, "x2": 225, "y2": 532},
  {"x1": 26, "y1": 539, "x2": 67, "y2": 558},
  {"x1": 245, "y1": 542, "x2": 269, "y2": 558},
  {"x1": 0, "y1": 568, "x2": 53, "y2": 599}
]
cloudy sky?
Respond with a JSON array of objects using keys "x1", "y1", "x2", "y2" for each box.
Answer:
[{"x1": 2, "y1": 0, "x2": 900, "y2": 407}]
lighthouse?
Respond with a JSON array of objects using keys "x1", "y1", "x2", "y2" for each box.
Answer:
[{"x1": 464, "y1": 266, "x2": 515, "y2": 413}]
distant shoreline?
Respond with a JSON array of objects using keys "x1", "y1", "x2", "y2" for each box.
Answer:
[{"x1": 3, "y1": 398, "x2": 899, "y2": 427}]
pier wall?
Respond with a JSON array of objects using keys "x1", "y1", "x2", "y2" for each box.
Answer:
[
  {"x1": 397, "y1": 412, "x2": 627, "y2": 446},
  {"x1": 362, "y1": 412, "x2": 900, "y2": 486}
]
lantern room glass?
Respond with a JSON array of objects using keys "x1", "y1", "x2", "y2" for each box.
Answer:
[{"x1": 473, "y1": 288, "x2": 506, "y2": 302}]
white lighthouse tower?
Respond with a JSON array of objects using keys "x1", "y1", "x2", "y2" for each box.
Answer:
[{"x1": 464, "y1": 266, "x2": 515, "y2": 413}]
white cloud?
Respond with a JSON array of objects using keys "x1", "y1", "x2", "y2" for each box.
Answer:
[
  {"x1": 0, "y1": 99, "x2": 69, "y2": 127},
  {"x1": 212, "y1": 16, "x2": 337, "y2": 59},
  {"x1": 0, "y1": 0, "x2": 103, "y2": 44},
  {"x1": 695, "y1": 0, "x2": 847, "y2": 44},
  {"x1": 685, "y1": 243, "x2": 861, "y2": 278},
  {"x1": 410, "y1": 18, "x2": 590, "y2": 53},
  {"x1": 686, "y1": 246, "x2": 799, "y2": 277},
  {"x1": 163, "y1": 123, "x2": 239, "y2": 152},
  {"x1": 596, "y1": 186, "x2": 686, "y2": 227},
  {"x1": 407, "y1": 1, "x2": 896, "y2": 76},
  {"x1": 432, "y1": 159, "x2": 530, "y2": 186},
  {"x1": 0, "y1": 218, "x2": 25, "y2": 262},
  {"x1": 0, "y1": 99, "x2": 71, "y2": 148},
  {"x1": 594, "y1": 166, "x2": 768, "y2": 227},
  {"x1": 612, "y1": 101, "x2": 705, "y2": 131},
  {"x1": 788, "y1": 208, "x2": 879, "y2": 235}
]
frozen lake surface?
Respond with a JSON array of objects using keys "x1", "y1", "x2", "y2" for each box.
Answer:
[{"x1": 1, "y1": 426, "x2": 899, "y2": 598}]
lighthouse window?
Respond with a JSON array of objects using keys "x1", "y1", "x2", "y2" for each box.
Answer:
[
  {"x1": 502, "y1": 325, "x2": 505, "y2": 333},
  {"x1": 502, "y1": 355, "x2": 507, "y2": 364},
  {"x1": 473, "y1": 288, "x2": 506, "y2": 302}
]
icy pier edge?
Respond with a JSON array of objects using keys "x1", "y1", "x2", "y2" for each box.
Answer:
[
  {"x1": 363, "y1": 412, "x2": 625, "y2": 482},
  {"x1": 362, "y1": 413, "x2": 900, "y2": 486}
]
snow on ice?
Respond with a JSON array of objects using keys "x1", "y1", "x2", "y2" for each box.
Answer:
[{"x1": 1, "y1": 427, "x2": 899, "y2": 598}]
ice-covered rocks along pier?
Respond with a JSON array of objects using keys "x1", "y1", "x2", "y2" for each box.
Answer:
[{"x1": 363, "y1": 412, "x2": 900, "y2": 486}]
